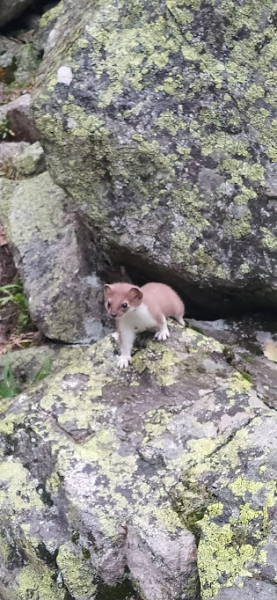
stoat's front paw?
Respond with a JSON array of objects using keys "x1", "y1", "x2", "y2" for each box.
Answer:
[
  {"x1": 117, "y1": 355, "x2": 130, "y2": 368},
  {"x1": 155, "y1": 329, "x2": 170, "y2": 341},
  {"x1": 111, "y1": 331, "x2": 119, "y2": 342}
]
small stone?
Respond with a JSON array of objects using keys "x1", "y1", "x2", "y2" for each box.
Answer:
[
  {"x1": 12, "y1": 142, "x2": 46, "y2": 176},
  {"x1": 0, "y1": 142, "x2": 29, "y2": 169},
  {"x1": 57, "y1": 66, "x2": 73, "y2": 85},
  {"x1": 0, "y1": 94, "x2": 38, "y2": 143}
]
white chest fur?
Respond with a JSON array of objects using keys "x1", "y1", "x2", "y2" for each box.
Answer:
[{"x1": 119, "y1": 303, "x2": 157, "y2": 333}]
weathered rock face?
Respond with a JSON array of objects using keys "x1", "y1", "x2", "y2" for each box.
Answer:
[
  {"x1": 1, "y1": 323, "x2": 277, "y2": 599},
  {"x1": 0, "y1": 172, "x2": 107, "y2": 343},
  {"x1": 32, "y1": 0, "x2": 277, "y2": 315}
]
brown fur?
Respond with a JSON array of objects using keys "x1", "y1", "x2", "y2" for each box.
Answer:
[
  {"x1": 140, "y1": 282, "x2": 184, "y2": 322},
  {"x1": 104, "y1": 282, "x2": 184, "y2": 321}
]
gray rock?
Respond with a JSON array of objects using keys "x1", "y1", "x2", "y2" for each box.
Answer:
[
  {"x1": 0, "y1": 0, "x2": 38, "y2": 27},
  {"x1": 12, "y1": 141, "x2": 46, "y2": 175},
  {"x1": 0, "y1": 35, "x2": 39, "y2": 85},
  {"x1": 0, "y1": 36, "x2": 21, "y2": 76},
  {"x1": 265, "y1": 164, "x2": 277, "y2": 198},
  {"x1": 0, "y1": 142, "x2": 29, "y2": 168},
  {"x1": 34, "y1": 2, "x2": 65, "y2": 55},
  {"x1": 14, "y1": 43, "x2": 40, "y2": 84},
  {"x1": 210, "y1": 580, "x2": 277, "y2": 599},
  {"x1": 126, "y1": 526, "x2": 197, "y2": 600},
  {"x1": 32, "y1": 0, "x2": 277, "y2": 314},
  {"x1": 0, "y1": 172, "x2": 107, "y2": 343},
  {"x1": 0, "y1": 94, "x2": 38, "y2": 143},
  {"x1": 0, "y1": 141, "x2": 45, "y2": 177}
]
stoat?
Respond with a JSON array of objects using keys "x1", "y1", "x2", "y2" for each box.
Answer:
[{"x1": 104, "y1": 282, "x2": 185, "y2": 368}]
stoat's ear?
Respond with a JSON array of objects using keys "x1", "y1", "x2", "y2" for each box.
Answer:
[
  {"x1": 103, "y1": 284, "x2": 111, "y2": 298},
  {"x1": 128, "y1": 286, "x2": 143, "y2": 301}
]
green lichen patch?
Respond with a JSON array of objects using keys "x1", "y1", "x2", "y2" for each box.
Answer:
[
  {"x1": 17, "y1": 565, "x2": 64, "y2": 600},
  {"x1": 39, "y1": 1, "x2": 64, "y2": 28},
  {"x1": 198, "y1": 511, "x2": 256, "y2": 599},
  {"x1": 57, "y1": 541, "x2": 97, "y2": 597}
]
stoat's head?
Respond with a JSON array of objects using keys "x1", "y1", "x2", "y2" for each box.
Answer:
[{"x1": 104, "y1": 283, "x2": 143, "y2": 318}]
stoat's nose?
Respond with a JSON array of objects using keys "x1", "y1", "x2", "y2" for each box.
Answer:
[{"x1": 111, "y1": 312, "x2": 117, "y2": 318}]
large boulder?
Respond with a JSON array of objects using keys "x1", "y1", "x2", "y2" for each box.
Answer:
[
  {"x1": 32, "y1": 0, "x2": 277, "y2": 315},
  {"x1": 0, "y1": 172, "x2": 107, "y2": 343},
  {"x1": 1, "y1": 323, "x2": 276, "y2": 600}
]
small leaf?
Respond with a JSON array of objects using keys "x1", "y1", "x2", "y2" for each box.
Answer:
[
  {"x1": 0, "y1": 296, "x2": 13, "y2": 305},
  {"x1": 32, "y1": 358, "x2": 51, "y2": 383},
  {"x1": 0, "y1": 361, "x2": 19, "y2": 399},
  {"x1": 264, "y1": 341, "x2": 277, "y2": 363}
]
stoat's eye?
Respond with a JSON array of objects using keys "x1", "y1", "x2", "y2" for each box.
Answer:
[
  {"x1": 107, "y1": 302, "x2": 111, "y2": 308},
  {"x1": 121, "y1": 302, "x2": 128, "y2": 309}
]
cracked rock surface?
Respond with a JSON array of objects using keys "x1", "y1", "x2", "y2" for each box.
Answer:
[{"x1": 0, "y1": 323, "x2": 276, "y2": 599}]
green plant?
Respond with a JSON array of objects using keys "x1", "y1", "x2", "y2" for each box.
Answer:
[
  {"x1": 0, "y1": 279, "x2": 31, "y2": 332},
  {"x1": 238, "y1": 369, "x2": 252, "y2": 383},
  {"x1": 0, "y1": 116, "x2": 15, "y2": 140},
  {"x1": 0, "y1": 361, "x2": 18, "y2": 399},
  {"x1": 0, "y1": 357, "x2": 51, "y2": 401},
  {"x1": 32, "y1": 358, "x2": 51, "y2": 383},
  {"x1": 190, "y1": 325, "x2": 205, "y2": 335}
]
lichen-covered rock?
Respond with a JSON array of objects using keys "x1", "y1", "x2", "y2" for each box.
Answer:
[
  {"x1": 0, "y1": 172, "x2": 107, "y2": 343},
  {"x1": 0, "y1": 141, "x2": 45, "y2": 177},
  {"x1": 14, "y1": 43, "x2": 40, "y2": 84},
  {"x1": 0, "y1": 323, "x2": 274, "y2": 600},
  {"x1": 0, "y1": 95, "x2": 38, "y2": 143},
  {"x1": 12, "y1": 141, "x2": 46, "y2": 176},
  {"x1": 194, "y1": 413, "x2": 277, "y2": 599},
  {"x1": 0, "y1": 36, "x2": 39, "y2": 86},
  {"x1": 32, "y1": 0, "x2": 277, "y2": 314}
]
